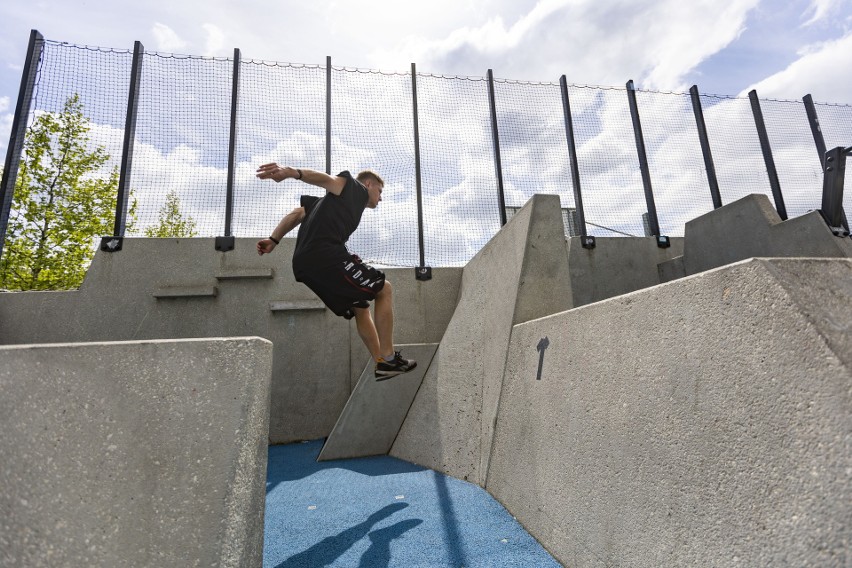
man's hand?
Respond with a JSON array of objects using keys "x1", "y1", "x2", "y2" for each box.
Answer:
[
  {"x1": 256, "y1": 163, "x2": 297, "y2": 182},
  {"x1": 257, "y1": 238, "x2": 277, "y2": 255}
]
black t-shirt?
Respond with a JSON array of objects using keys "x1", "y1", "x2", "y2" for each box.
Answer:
[{"x1": 292, "y1": 171, "x2": 368, "y2": 277}]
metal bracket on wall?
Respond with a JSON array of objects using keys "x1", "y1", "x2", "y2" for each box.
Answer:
[
  {"x1": 100, "y1": 236, "x2": 123, "y2": 252},
  {"x1": 581, "y1": 235, "x2": 596, "y2": 249},
  {"x1": 415, "y1": 266, "x2": 432, "y2": 281},
  {"x1": 657, "y1": 235, "x2": 671, "y2": 248},
  {"x1": 215, "y1": 236, "x2": 236, "y2": 252},
  {"x1": 819, "y1": 146, "x2": 851, "y2": 238}
]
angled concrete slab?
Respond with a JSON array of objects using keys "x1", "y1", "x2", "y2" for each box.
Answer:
[
  {"x1": 487, "y1": 258, "x2": 852, "y2": 567},
  {"x1": 318, "y1": 343, "x2": 438, "y2": 461},
  {"x1": 390, "y1": 194, "x2": 573, "y2": 485}
]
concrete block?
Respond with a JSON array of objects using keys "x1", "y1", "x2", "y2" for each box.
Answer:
[
  {"x1": 391, "y1": 194, "x2": 573, "y2": 485},
  {"x1": 0, "y1": 337, "x2": 273, "y2": 568},
  {"x1": 682, "y1": 194, "x2": 852, "y2": 276},
  {"x1": 486, "y1": 258, "x2": 852, "y2": 567},
  {"x1": 318, "y1": 343, "x2": 438, "y2": 461},
  {"x1": 566, "y1": 236, "x2": 684, "y2": 307},
  {"x1": 154, "y1": 285, "x2": 218, "y2": 298}
]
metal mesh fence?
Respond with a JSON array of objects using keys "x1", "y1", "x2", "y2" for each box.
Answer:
[{"x1": 3, "y1": 37, "x2": 852, "y2": 270}]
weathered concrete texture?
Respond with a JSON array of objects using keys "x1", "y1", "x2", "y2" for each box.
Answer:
[
  {"x1": 487, "y1": 258, "x2": 852, "y2": 567},
  {"x1": 0, "y1": 237, "x2": 461, "y2": 444},
  {"x1": 390, "y1": 195, "x2": 573, "y2": 485},
  {"x1": 319, "y1": 343, "x2": 439, "y2": 461},
  {"x1": 566, "y1": 236, "x2": 684, "y2": 308},
  {"x1": 0, "y1": 337, "x2": 273, "y2": 568},
  {"x1": 664, "y1": 194, "x2": 852, "y2": 280}
]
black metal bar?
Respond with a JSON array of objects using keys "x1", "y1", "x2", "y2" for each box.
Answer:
[
  {"x1": 223, "y1": 47, "x2": 240, "y2": 241},
  {"x1": 0, "y1": 29, "x2": 44, "y2": 261},
  {"x1": 689, "y1": 85, "x2": 722, "y2": 209},
  {"x1": 803, "y1": 94, "x2": 828, "y2": 169},
  {"x1": 626, "y1": 80, "x2": 661, "y2": 237},
  {"x1": 820, "y1": 146, "x2": 848, "y2": 236},
  {"x1": 326, "y1": 56, "x2": 331, "y2": 175},
  {"x1": 111, "y1": 40, "x2": 144, "y2": 242},
  {"x1": 748, "y1": 90, "x2": 787, "y2": 220},
  {"x1": 486, "y1": 69, "x2": 507, "y2": 226},
  {"x1": 411, "y1": 63, "x2": 429, "y2": 279},
  {"x1": 559, "y1": 76, "x2": 588, "y2": 236}
]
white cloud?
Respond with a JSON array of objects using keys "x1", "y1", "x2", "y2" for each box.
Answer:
[
  {"x1": 742, "y1": 30, "x2": 852, "y2": 103},
  {"x1": 151, "y1": 22, "x2": 188, "y2": 53},
  {"x1": 802, "y1": 0, "x2": 844, "y2": 26},
  {"x1": 373, "y1": 0, "x2": 759, "y2": 90},
  {"x1": 202, "y1": 23, "x2": 226, "y2": 57}
]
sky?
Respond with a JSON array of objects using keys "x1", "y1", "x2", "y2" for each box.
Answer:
[{"x1": 1, "y1": 0, "x2": 851, "y2": 266}]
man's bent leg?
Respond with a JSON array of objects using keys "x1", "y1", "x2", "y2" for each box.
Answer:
[
  {"x1": 353, "y1": 306, "x2": 382, "y2": 361},
  {"x1": 374, "y1": 280, "x2": 395, "y2": 357}
]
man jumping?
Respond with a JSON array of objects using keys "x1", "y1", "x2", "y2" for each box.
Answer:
[{"x1": 255, "y1": 163, "x2": 416, "y2": 379}]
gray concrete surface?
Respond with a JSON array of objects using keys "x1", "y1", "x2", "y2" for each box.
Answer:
[
  {"x1": 0, "y1": 337, "x2": 273, "y2": 568},
  {"x1": 0, "y1": 237, "x2": 462, "y2": 444},
  {"x1": 390, "y1": 195, "x2": 573, "y2": 485},
  {"x1": 486, "y1": 258, "x2": 852, "y2": 567},
  {"x1": 566, "y1": 236, "x2": 684, "y2": 308},
  {"x1": 661, "y1": 194, "x2": 852, "y2": 280},
  {"x1": 319, "y1": 343, "x2": 438, "y2": 461}
]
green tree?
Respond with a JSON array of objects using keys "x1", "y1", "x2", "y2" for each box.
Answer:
[
  {"x1": 143, "y1": 190, "x2": 198, "y2": 238},
  {"x1": 0, "y1": 94, "x2": 133, "y2": 290}
]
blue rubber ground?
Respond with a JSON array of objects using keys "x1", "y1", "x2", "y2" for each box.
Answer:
[{"x1": 264, "y1": 440, "x2": 562, "y2": 568}]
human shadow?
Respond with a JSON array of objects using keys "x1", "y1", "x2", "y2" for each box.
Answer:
[
  {"x1": 357, "y1": 519, "x2": 424, "y2": 568},
  {"x1": 273, "y1": 502, "x2": 409, "y2": 568}
]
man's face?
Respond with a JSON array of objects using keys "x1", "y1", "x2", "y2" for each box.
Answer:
[{"x1": 366, "y1": 180, "x2": 383, "y2": 209}]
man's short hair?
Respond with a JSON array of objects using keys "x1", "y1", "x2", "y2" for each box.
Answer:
[{"x1": 356, "y1": 170, "x2": 384, "y2": 187}]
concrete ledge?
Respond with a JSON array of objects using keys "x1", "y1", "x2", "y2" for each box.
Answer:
[
  {"x1": 154, "y1": 285, "x2": 218, "y2": 298},
  {"x1": 0, "y1": 337, "x2": 273, "y2": 567},
  {"x1": 216, "y1": 268, "x2": 274, "y2": 280},
  {"x1": 269, "y1": 300, "x2": 326, "y2": 312}
]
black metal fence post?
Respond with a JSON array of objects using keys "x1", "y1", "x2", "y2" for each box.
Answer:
[
  {"x1": 411, "y1": 63, "x2": 431, "y2": 280},
  {"x1": 803, "y1": 94, "x2": 828, "y2": 169},
  {"x1": 100, "y1": 40, "x2": 144, "y2": 253},
  {"x1": 820, "y1": 146, "x2": 850, "y2": 236},
  {"x1": 216, "y1": 47, "x2": 240, "y2": 252},
  {"x1": 326, "y1": 56, "x2": 332, "y2": 175},
  {"x1": 689, "y1": 85, "x2": 722, "y2": 209},
  {"x1": 748, "y1": 90, "x2": 787, "y2": 220},
  {"x1": 486, "y1": 69, "x2": 508, "y2": 226},
  {"x1": 559, "y1": 76, "x2": 594, "y2": 248},
  {"x1": 626, "y1": 80, "x2": 667, "y2": 246},
  {"x1": 0, "y1": 29, "x2": 44, "y2": 261}
]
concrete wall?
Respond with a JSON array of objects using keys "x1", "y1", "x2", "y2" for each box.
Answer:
[
  {"x1": 0, "y1": 337, "x2": 272, "y2": 568},
  {"x1": 660, "y1": 194, "x2": 852, "y2": 281},
  {"x1": 391, "y1": 195, "x2": 574, "y2": 485},
  {"x1": 0, "y1": 237, "x2": 462, "y2": 443},
  {"x1": 486, "y1": 258, "x2": 852, "y2": 567},
  {"x1": 566, "y1": 236, "x2": 684, "y2": 308}
]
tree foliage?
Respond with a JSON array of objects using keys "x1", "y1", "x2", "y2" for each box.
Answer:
[
  {"x1": 0, "y1": 94, "x2": 132, "y2": 290},
  {"x1": 143, "y1": 190, "x2": 198, "y2": 238}
]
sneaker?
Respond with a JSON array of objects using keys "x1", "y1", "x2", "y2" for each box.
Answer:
[{"x1": 375, "y1": 351, "x2": 417, "y2": 379}]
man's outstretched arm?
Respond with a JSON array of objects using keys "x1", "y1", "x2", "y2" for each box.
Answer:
[
  {"x1": 256, "y1": 163, "x2": 346, "y2": 195},
  {"x1": 257, "y1": 207, "x2": 305, "y2": 255}
]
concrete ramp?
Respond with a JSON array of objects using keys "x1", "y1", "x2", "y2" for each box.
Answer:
[
  {"x1": 318, "y1": 343, "x2": 438, "y2": 461},
  {"x1": 486, "y1": 257, "x2": 852, "y2": 567},
  {"x1": 0, "y1": 337, "x2": 272, "y2": 568},
  {"x1": 390, "y1": 194, "x2": 573, "y2": 485}
]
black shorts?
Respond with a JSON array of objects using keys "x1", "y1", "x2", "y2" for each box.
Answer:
[{"x1": 297, "y1": 255, "x2": 386, "y2": 320}]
